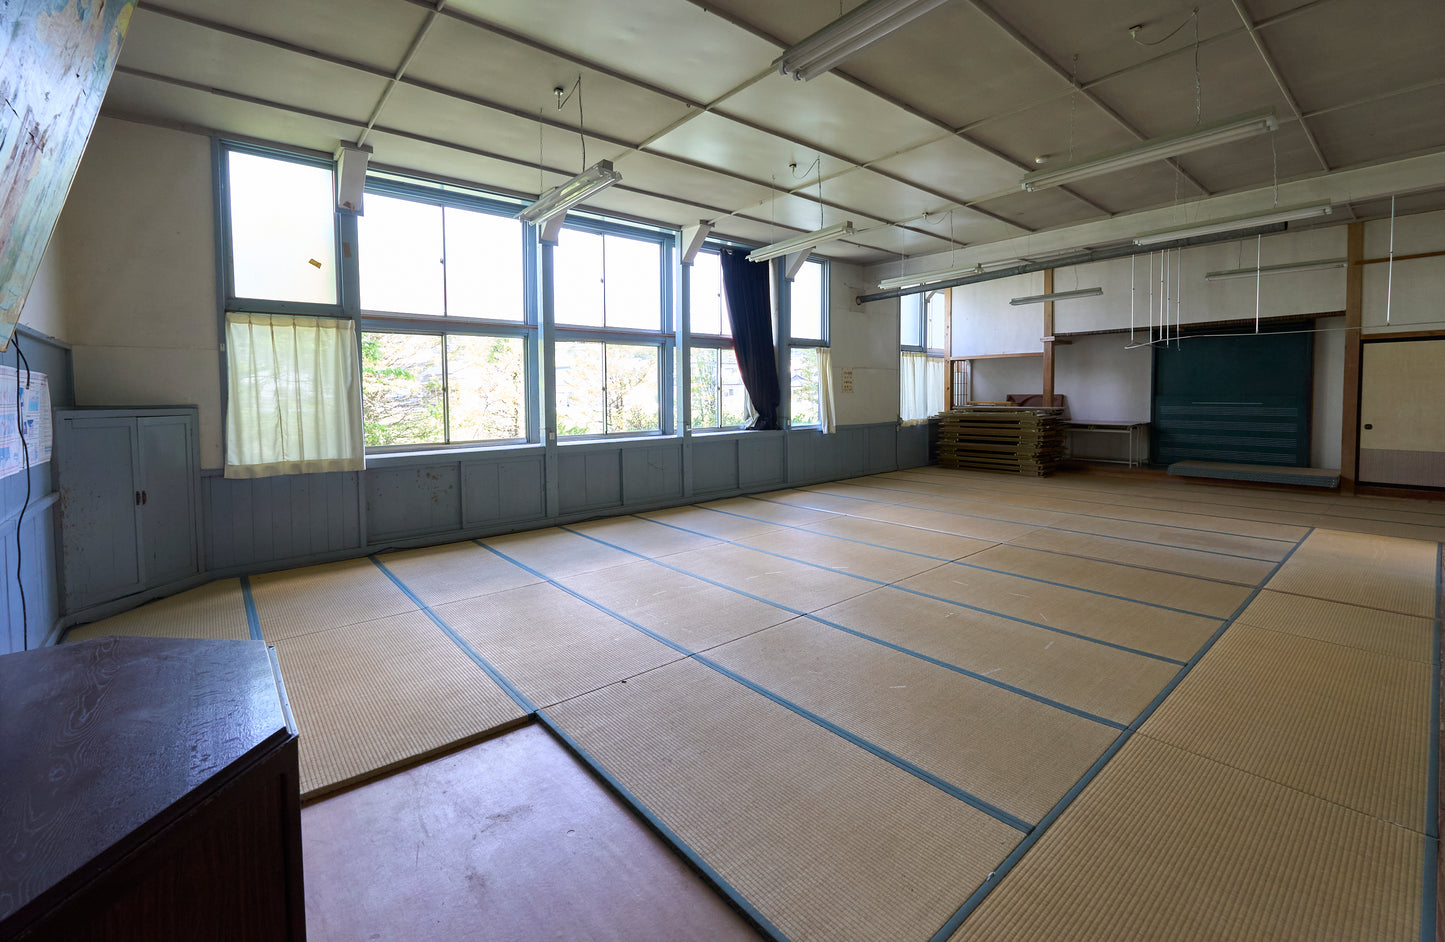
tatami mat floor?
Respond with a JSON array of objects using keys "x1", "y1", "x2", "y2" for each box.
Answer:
[{"x1": 66, "y1": 467, "x2": 1444, "y2": 942}]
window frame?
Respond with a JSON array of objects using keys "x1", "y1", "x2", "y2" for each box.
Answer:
[
  {"x1": 685, "y1": 246, "x2": 749, "y2": 433},
  {"x1": 785, "y1": 257, "x2": 829, "y2": 429}
]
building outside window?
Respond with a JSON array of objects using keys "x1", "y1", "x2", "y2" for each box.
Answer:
[
  {"x1": 788, "y1": 258, "x2": 828, "y2": 427},
  {"x1": 688, "y1": 249, "x2": 749, "y2": 430}
]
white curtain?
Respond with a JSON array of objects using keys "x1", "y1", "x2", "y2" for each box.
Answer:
[
  {"x1": 816, "y1": 346, "x2": 836, "y2": 434},
  {"x1": 901, "y1": 352, "x2": 946, "y2": 425},
  {"x1": 225, "y1": 312, "x2": 364, "y2": 479}
]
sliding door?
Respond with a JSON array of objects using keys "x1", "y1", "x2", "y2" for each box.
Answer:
[{"x1": 1359, "y1": 338, "x2": 1445, "y2": 488}]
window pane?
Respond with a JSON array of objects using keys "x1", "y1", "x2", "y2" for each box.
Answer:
[
  {"x1": 790, "y1": 347, "x2": 820, "y2": 426},
  {"x1": 926, "y1": 290, "x2": 947, "y2": 351},
  {"x1": 689, "y1": 252, "x2": 728, "y2": 337},
  {"x1": 719, "y1": 352, "x2": 748, "y2": 428},
  {"x1": 555, "y1": 341, "x2": 605, "y2": 435},
  {"x1": 361, "y1": 332, "x2": 444, "y2": 446},
  {"x1": 554, "y1": 229, "x2": 604, "y2": 328},
  {"x1": 447, "y1": 335, "x2": 525, "y2": 442},
  {"x1": 606, "y1": 344, "x2": 659, "y2": 433},
  {"x1": 603, "y1": 235, "x2": 662, "y2": 331},
  {"x1": 790, "y1": 260, "x2": 824, "y2": 341},
  {"x1": 359, "y1": 194, "x2": 444, "y2": 315},
  {"x1": 445, "y1": 207, "x2": 524, "y2": 321},
  {"x1": 900, "y1": 293, "x2": 923, "y2": 347},
  {"x1": 690, "y1": 348, "x2": 719, "y2": 429},
  {"x1": 228, "y1": 151, "x2": 337, "y2": 304}
]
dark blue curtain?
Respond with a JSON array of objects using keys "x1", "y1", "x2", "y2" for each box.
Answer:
[{"x1": 720, "y1": 250, "x2": 781, "y2": 430}]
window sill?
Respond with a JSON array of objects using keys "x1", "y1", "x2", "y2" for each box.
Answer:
[{"x1": 364, "y1": 441, "x2": 543, "y2": 468}]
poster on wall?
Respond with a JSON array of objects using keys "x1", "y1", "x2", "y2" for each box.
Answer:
[
  {"x1": 0, "y1": 0, "x2": 138, "y2": 350},
  {"x1": 0, "y1": 365, "x2": 52, "y2": 478}
]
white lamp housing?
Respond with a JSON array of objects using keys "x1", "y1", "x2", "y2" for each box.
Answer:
[
  {"x1": 1009, "y1": 287, "x2": 1103, "y2": 306},
  {"x1": 1204, "y1": 258, "x2": 1347, "y2": 281},
  {"x1": 877, "y1": 258, "x2": 1020, "y2": 290},
  {"x1": 773, "y1": 0, "x2": 952, "y2": 81},
  {"x1": 1020, "y1": 108, "x2": 1279, "y2": 192},
  {"x1": 747, "y1": 221, "x2": 854, "y2": 263},
  {"x1": 518, "y1": 160, "x2": 622, "y2": 225},
  {"x1": 1133, "y1": 202, "x2": 1333, "y2": 246}
]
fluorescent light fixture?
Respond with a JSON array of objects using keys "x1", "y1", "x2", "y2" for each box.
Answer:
[
  {"x1": 1020, "y1": 108, "x2": 1278, "y2": 192},
  {"x1": 517, "y1": 160, "x2": 621, "y2": 225},
  {"x1": 1133, "y1": 202, "x2": 1332, "y2": 246},
  {"x1": 1205, "y1": 258, "x2": 1347, "y2": 281},
  {"x1": 773, "y1": 0, "x2": 951, "y2": 81},
  {"x1": 877, "y1": 258, "x2": 1021, "y2": 290},
  {"x1": 747, "y1": 221, "x2": 854, "y2": 263},
  {"x1": 1009, "y1": 287, "x2": 1103, "y2": 306}
]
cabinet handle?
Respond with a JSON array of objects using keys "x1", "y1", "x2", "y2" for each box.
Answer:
[
  {"x1": 135, "y1": 491, "x2": 141, "y2": 506},
  {"x1": 141, "y1": 491, "x2": 148, "y2": 505}
]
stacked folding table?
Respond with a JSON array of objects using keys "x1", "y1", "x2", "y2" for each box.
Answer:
[{"x1": 935, "y1": 406, "x2": 1066, "y2": 475}]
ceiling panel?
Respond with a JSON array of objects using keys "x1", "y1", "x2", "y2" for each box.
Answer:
[
  {"x1": 442, "y1": 0, "x2": 778, "y2": 103},
  {"x1": 975, "y1": 188, "x2": 1107, "y2": 233},
  {"x1": 846, "y1": 224, "x2": 960, "y2": 259},
  {"x1": 718, "y1": 71, "x2": 945, "y2": 164},
  {"x1": 363, "y1": 129, "x2": 572, "y2": 201},
  {"x1": 146, "y1": 0, "x2": 429, "y2": 69},
  {"x1": 1260, "y1": 0, "x2": 1445, "y2": 112},
  {"x1": 606, "y1": 152, "x2": 777, "y2": 218},
  {"x1": 1060, "y1": 160, "x2": 1208, "y2": 215},
  {"x1": 870, "y1": 136, "x2": 1026, "y2": 203},
  {"x1": 1177, "y1": 119, "x2": 1321, "y2": 193},
  {"x1": 1309, "y1": 87, "x2": 1445, "y2": 170},
  {"x1": 647, "y1": 111, "x2": 854, "y2": 184},
  {"x1": 101, "y1": 72, "x2": 363, "y2": 156},
  {"x1": 831, "y1": 3, "x2": 1064, "y2": 129},
  {"x1": 967, "y1": 94, "x2": 1142, "y2": 177},
  {"x1": 120, "y1": 9, "x2": 389, "y2": 123},
  {"x1": 406, "y1": 15, "x2": 694, "y2": 146},
  {"x1": 809, "y1": 167, "x2": 960, "y2": 224}
]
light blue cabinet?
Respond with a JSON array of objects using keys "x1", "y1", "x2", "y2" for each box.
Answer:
[{"x1": 54, "y1": 408, "x2": 201, "y2": 616}]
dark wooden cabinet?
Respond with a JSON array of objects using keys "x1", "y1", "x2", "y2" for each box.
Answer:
[{"x1": 0, "y1": 637, "x2": 304, "y2": 941}]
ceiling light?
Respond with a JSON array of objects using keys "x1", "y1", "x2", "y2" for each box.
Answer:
[
  {"x1": 878, "y1": 258, "x2": 1022, "y2": 290},
  {"x1": 1009, "y1": 287, "x2": 1103, "y2": 306},
  {"x1": 517, "y1": 160, "x2": 621, "y2": 225},
  {"x1": 1204, "y1": 258, "x2": 1347, "y2": 281},
  {"x1": 773, "y1": 0, "x2": 952, "y2": 81},
  {"x1": 1020, "y1": 108, "x2": 1279, "y2": 192},
  {"x1": 747, "y1": 221, "x2": 854, "y2": 263},
  {"x1": 1133, "y1": 202, "x2": 1332, "y2": 246}
]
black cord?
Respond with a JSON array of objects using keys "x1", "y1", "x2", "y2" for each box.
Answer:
[{"x1": 14, "y1": 336, "x2": 31, "y2": 648}]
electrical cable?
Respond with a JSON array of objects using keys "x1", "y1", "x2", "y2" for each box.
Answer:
[{"x1": 13, "y1": 336, "x2": 31, "y2": 648}]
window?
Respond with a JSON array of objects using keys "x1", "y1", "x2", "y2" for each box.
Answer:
[
  {"x1": 552, "y1": 223, "x2": 670, "y2": 438},
  {"x1": 688, "y1": 250, "x2": 748, "y2": 431},
  {"x1": 355, "y1": 184, "x2": 530, "y2": 447},
  {"x1": 226, "y1": 149, "x2": 338, "y2": 306},
  {"x1": 787, "y1": 258, "x2": 831, "y2": 430},
  {"x1": 901, "y1": 288, "x2": 947, "y2": 423}
]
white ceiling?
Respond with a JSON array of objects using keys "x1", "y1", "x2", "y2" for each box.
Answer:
[{"x1": 103, "y1": 0, "x2": 1445, "y2": 266}]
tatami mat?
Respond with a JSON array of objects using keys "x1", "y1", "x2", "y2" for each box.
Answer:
[
  {"x1": 637, "y1": 505, "x2": 784, "y2": 541},
  {"x1": 660, "y1": 543, "x2": 879, "y2": 613},
  {"x1": 1266, "y1": 528, "x2": 1440, "y2": 616},
  {"x1": 733, "y1": 527, "x2": 947, "y2": 584},
  {"x1": 896, "y1": 565, "x2": 1221, "y2": 662},
  {"x1": 801, "y1": 513, "x2": 997, "y2": 560},
  {"x1": 250, "y1": 558, "x2": 418, "y2": 641},
  {"x1": 764, "y1": 489, "x2": 1041, "y2": 543},
  {"x1": 480, "y1": 526, "x2": 638, "y2": 578},
  {"x1": 1237, "y1": 589, "x2": 1435, "y2": 662},
  {"x1": 567, "y1": 515, "x2": 724, "y2": 558},
  {"x1": 1007, "y1": 526, "x2": 1278, "y2": 585},
  {"x1": 1141, "y1": 624, "x2": 1432, "y2": 828},
  {"x1": 706, "y1": 618, "x2": 1119, "y2": 825},
  {"x1": 373, "y1": 541, "x2": 540, "y2": 607},
  {"x1": 66, "y1": 578, "x2": 251, "y2": 642},
  {"x1": 700, "y1": 496, "x2": 846, "y2": 528},
  {"x1": 433, "y1": 581, "x2": 684, "y2": 708},
  {"x1": 950, "y1": 735, "x2": 1425, "y2": 942},
  {"x1": 545, "y1": 658, "x2": 1023, "y2": 942},
  {"x1": 811, "y1": 587, "x2": 1182, "y2": 726},
  {"x1": 961, "y1": 544, "x2": 1252, "y2": 618},
  {"x1": 558, "y1": 559, "x2": 796, "y2": 652},
  {"x1": 270, "y1": 609, "x2": 528, "y2": 799}
]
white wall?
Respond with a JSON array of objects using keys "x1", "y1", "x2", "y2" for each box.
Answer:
[
  {"x1": 1362, "y1": 209, "x2": 1445, "y2": 333},
  {"x1": 60, "y1": 118, "x2": 222, "y2": 466},
  {"x1": 16, "y1": 237, "x2": 68, "y2": 341},
  {"x1": 821, "y1": 261, "x2": 900, "y2": 425},
  {"x1": 951, "y1": 271, "x2": 1046, "y2": 357}
]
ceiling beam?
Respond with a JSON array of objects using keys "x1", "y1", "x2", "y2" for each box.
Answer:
[
  {"x1": 1227, "y1": 0, "x2": 1331, "y2": 172},
  {"x1": 355, "y1": 0, "x2": 447, "y2": 149}
]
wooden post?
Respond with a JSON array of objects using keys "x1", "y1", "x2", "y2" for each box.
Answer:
[
  {"x1": 1041, "y1": 269, "x2": 1056, "y2": 404},
  {"x1": 943, "y1": 288, "x2": 954, "y2": 407},
  {"x1": 1341, "y1": 222, "x2": 1364, "y2": 494}
]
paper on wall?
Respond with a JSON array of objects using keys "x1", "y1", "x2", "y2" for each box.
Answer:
[{"x1": 0, "y1": 365, "x2": 52, "y2": 478}]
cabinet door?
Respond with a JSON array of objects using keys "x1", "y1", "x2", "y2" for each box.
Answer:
[
  {"x1": 59, "y1": 419, "x2": 142, "y2": 610},
  {"x1": 138, "y1": 416, "x2": 199, "y2": 585}
]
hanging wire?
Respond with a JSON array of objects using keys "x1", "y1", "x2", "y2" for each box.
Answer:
[
  {"x1": 1130, "y1": 8, "x2": 1197, "y2": 47},
  {"x1": 1386, "y1": 194, "x2": 1396, "y2": 324},
  {"x1": 1254, "y1": 234, "x2": 1262, "y2": 333},
  {"x1": 555, "y1": 75, "x2": 587, "y2": 171},
  {"x1": 1271, "y1": 135, "x2": 1280, "y2": 207},
  {"x1": 1129, "y1": 253, "x2": 1136, "y2": 345},
  {"x1": 1193, "y1": 10, "x2": 1202, "y2": 126},
  {"x1": 1067, "y1": 54, "x2": 1079, "y2": 162}
]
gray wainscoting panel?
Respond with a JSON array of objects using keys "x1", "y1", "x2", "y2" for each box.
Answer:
[
  {"x1": 367, "y1": 465, "x2": 462, "y2": 541},
  {"x1": 739, "y1": 434, "x2": 786, "y2": 488},
  {"x1": 692, "y1": 437, "x2": 739, "y2": 495},
  {"x1": 897, "y1": 423, "x2": 931, "y2": 468},
  {"x1": 622, "y1": 444, "x2": 683, "y2": 504},
  {"x1": 1, "y1": 502, "x2": 59, "y2": 652},
  {"x1": 863, "y1": 424, "x2": 899, "y2": 473},
  {"x1": 205, "y1": 471, "x2": 362, "y2": 570},
  {"x1": 558, "y1": 447, "x2": 622, "y2": 513},
  {"x1": 462, "y1": 454, "x2": 546, "y2": 529}
]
